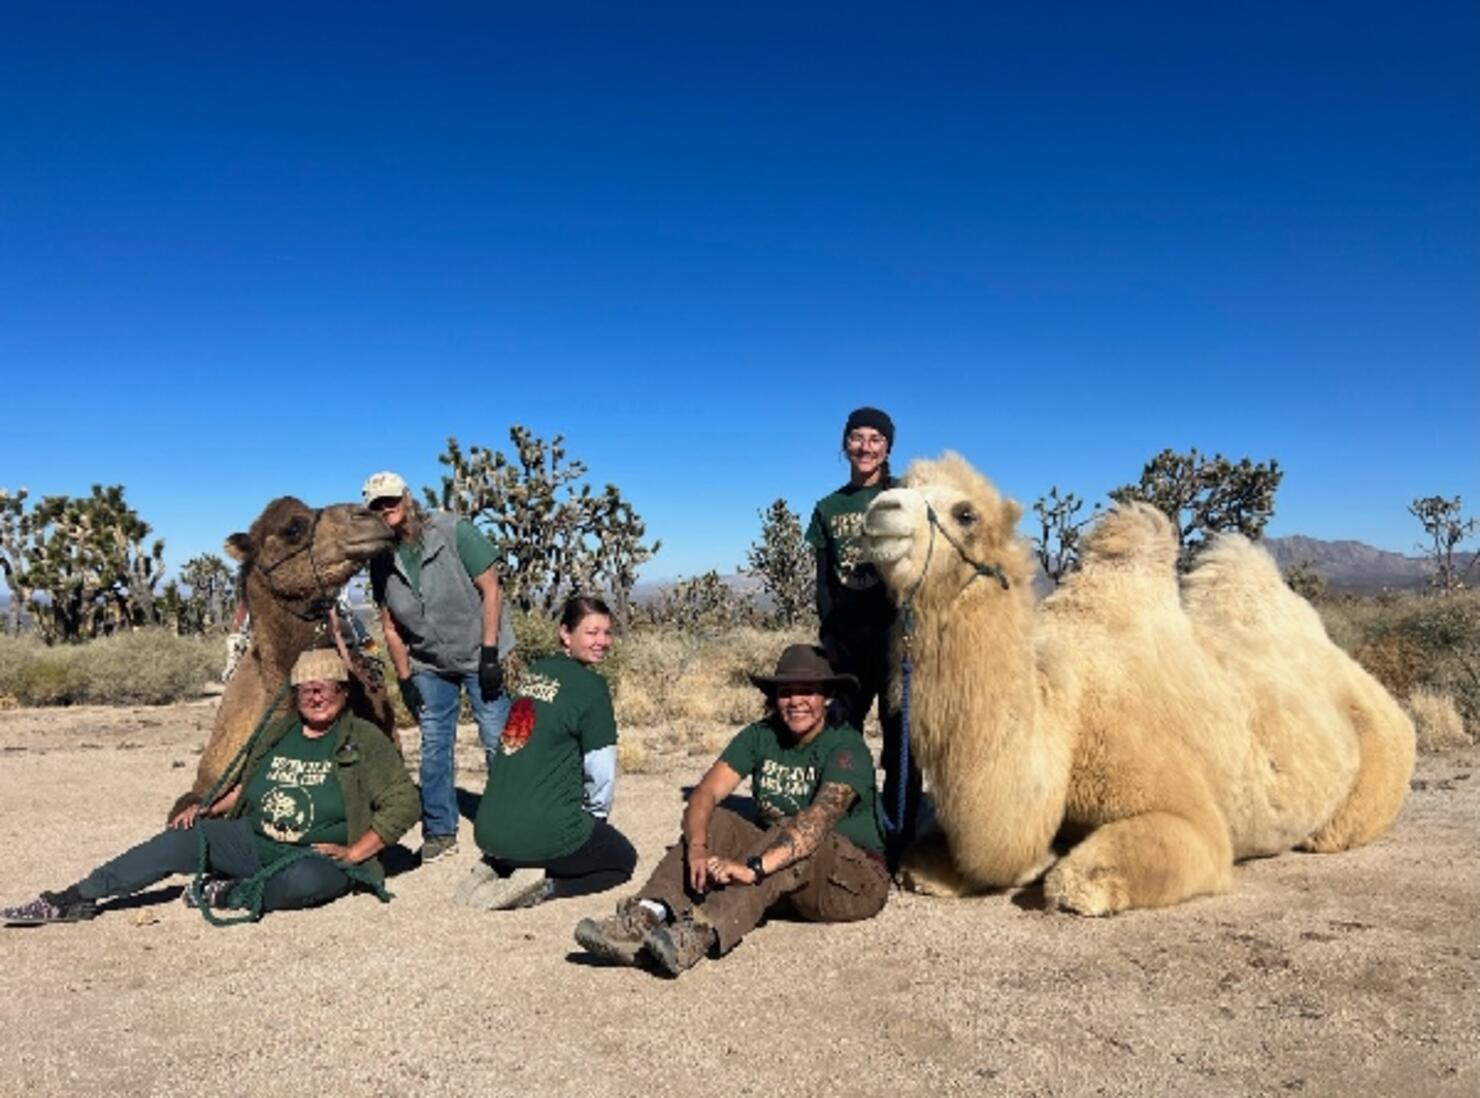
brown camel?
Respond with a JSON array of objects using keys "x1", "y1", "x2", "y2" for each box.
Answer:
[{"x1": 169, "y1": 497, "x2": 397, "y2": 819}]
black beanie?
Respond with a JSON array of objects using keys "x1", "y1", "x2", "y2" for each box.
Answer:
[{"x1": 844, "y1": 406, "x2": 895, "y2": 449}]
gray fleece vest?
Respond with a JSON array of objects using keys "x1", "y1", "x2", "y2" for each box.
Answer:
[{"x1": 381, "y1": 512, "x2": 516, "y2": 676}]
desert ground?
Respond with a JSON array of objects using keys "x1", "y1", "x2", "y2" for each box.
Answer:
[{"x1": 0, "y1": 699, "x2": 1475, "y2": 1098}]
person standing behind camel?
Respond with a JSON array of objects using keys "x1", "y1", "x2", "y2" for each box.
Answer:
[
  {"x1": 363, "y1": 471, "x2": 516, "y2": 863},
  {"x1": 806, "y1": 406, "x2": 921, "y2": 867}
]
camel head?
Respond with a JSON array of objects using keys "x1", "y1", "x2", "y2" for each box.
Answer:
[
  {"x1": 225, "y1": 496, "x2": 393, "y2": 619},
  {"x1": 863, "y1": 452, "x2": 1033, "y2": 606}
]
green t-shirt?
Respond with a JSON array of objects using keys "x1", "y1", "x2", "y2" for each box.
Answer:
[
  {"x1": 806, "y1": 481, "x2": 895, "y2": 633},
  {"x1": 382, "y1": 518, "x2": 498, "y2": 596},
  {"x1": 242, "y1": 721, "x2": 350, "y2": 864},
  {"x1": 474, "y1": 653, "x2": 618, "y2": 862},
  {"x1": 718, "y1": 720, "x2": 884, "y2": 853}
]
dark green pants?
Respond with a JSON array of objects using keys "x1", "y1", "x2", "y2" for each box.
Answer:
[{"x1": 74, "y1": 819, "x2": 351, "y2": 912}]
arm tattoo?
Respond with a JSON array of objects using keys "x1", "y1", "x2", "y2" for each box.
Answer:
[{"x1": 764, "y1": 781, "x2": 857, "y2": 867}]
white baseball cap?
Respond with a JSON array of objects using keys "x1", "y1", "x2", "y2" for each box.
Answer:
[{"x1": 361, "y1": 470, "x2": 408, "y2": 505}]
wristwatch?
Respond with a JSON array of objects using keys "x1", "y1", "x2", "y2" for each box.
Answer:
[{"x1": 746, "y1": 855, "x2": 767, "y2": 884}]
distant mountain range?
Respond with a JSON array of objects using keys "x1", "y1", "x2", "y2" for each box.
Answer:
[{"x1": 1260, "y1": 537, "x2": 1470, "y2": 593}]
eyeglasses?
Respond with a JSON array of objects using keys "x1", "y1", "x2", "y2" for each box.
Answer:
[
  {"x1": 367, "y1": 496, "x2": 402, "y2": 513},
  {"x1": 846, "y1": 432, "x2": 889, "y2": 449},
  {"x1": 296, "y1": 683, "x2": 345, "y2": 699}
]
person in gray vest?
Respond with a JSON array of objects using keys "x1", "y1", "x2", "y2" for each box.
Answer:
[{"x1": 363, "y1": 471, "x2": 516, "y2": 863}]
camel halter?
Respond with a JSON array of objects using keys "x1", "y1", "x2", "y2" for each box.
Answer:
[
  {"x1": 253, "y1": 508, "x2": 337, "y2": 623},
  {"x1": 884, "y1": 502, "x2": 1010, "y2": 836}
]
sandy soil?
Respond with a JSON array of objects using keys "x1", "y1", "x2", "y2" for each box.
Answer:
[{"x1": 0, "y1": 700, "x2": 1475, "y2": 1098}]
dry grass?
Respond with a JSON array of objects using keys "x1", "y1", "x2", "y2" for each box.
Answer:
[
  {"x1": 1406, "y1": 687, "x2": 1472, "y2": 753},
  {"x1": 612, "y1": 625, "x2": 810, "y2": 733}
]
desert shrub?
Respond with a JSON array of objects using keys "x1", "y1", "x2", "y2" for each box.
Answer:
[
  {"x1": 1320, "y1": 590, "x2": 1480, "y2": 734},
  {"x1": 613, "y1": 625, "x2": 811, "y2": 740},
  {"x1": 1353, "y1": 635, "x2": 1426, "y2": 699},
  {"x1": 79, "y1": 630, "x2": 217, "y2": 704},
  {"x1": 13, "y1": 653, "x2": 88, "y2": 705},
  {"x1": 1405, "y1": 688, "x2": 1471, "y2": 753},
  {"x1": 0, "y1": 630, "x2": 214, "y2": 706}
]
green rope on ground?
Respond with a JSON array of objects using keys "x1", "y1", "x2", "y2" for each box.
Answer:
[{"x1": 191, "y1": 840, "x2": 391, "y2": 927}]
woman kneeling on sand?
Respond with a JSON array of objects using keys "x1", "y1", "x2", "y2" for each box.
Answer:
[
  {"x1": 2, "y1": 649, "x2": 420, "y2": 925},
  {"x1": 574, "y1": 644, "x2": 889, "y2": 975},
  {"x1": 455, "y1": 595, "x2": 638, "y2": 910}
]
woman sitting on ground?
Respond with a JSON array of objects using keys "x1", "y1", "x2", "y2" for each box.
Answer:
[
  {"x1": 574, "y1": 643, "x2": 888, "y2": 976},
  {"x1": 2, "y1": 649, "x2": 420, "y2": 925},
  {"x1": 457, "y1": 594, "x2": 637, "y2": 910}
]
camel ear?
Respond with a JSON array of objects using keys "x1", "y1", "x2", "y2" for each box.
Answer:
[
  {"x1": 224, "y1": 532, "x2": 253, "y2": 562},
  {"x1": 1002, "y1": 499, "x2": 1023, "y2": 528}
]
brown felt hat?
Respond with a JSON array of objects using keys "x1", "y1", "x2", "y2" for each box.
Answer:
[
  {"x1": 748, "y1": 644, "x2": 858, "y2": 697},
  {"x1": 290, "y1": 649, "x2": 349, "y2": 686}
]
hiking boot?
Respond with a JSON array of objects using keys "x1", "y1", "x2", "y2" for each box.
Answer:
[
  {"x1": 643, "y1": 913, "x2": 716, "y2": 976},
  {"x1": 462, "y1": 866, "x2": 550, "y2": 911},
  {"x1": 574, "y1": 898, "x2": 663, "y2": 966},
  {"x1": 3, "y1": 891, "x2": 98, "y2": 926},
  {"x1": 420, "y1": 834, "x2": 459, "y2": 863},
  {"x1": 181, "y1": 876, "x2": 240, "y2": 911}
]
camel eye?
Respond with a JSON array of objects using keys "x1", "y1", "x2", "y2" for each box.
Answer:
[
  {"x1": 282, "y1": 516, "x2": 309, "y2": 540},
  {"x1": 952, "y1": 503, "x2": 978, "y2": 527}
]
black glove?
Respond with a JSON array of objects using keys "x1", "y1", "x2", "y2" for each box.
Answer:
[
  {"x1": 478, "y1": 645, "x2": 504, "y2": 701},
  {"x1": 398, "y1": 676, "x2": 424, "y2": 718}
]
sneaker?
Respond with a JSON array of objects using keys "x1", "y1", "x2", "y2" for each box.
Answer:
[
  {"x1": 462, "y1": 866, "x2": 550, "y2": 911},
  {"x1": 453, "y1": 861, "x2": 499, "y2": 907},
  {"x1": 643, "y1": 913, "x2": 715, "y2": 976},
  {"x1": 181, "y1": 876, "x2": 239, "y2": 910},
  {"x1": 420, "y1": 834, "x2": 459, "y2": 863},
  {"x1": 3, "y1": 891, "x2": 98, "y2": 926},
  {"x1": 574, "y1": 898, "x2": 663, "y2": 966}
]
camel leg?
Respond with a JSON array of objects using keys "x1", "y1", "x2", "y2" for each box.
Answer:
[
  {"x1": 896, "y1": 829, "x2": 984, "y2": 897},
  {"x1": 1044, "y1": 810, "x2": 1232, "y2": 916},
  {"x1": 1302, "y1": 690, "x2": 1416, "y2": 853}
]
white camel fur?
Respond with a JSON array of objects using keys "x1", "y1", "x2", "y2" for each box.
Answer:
[{"x1": 862, "y1": 453, "x2": 1415, "y2": 915}]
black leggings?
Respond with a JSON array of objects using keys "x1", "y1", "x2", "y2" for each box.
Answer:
[
  {"x1": 73, "y1": 818, "x2": 352, "y2": 913},
  {"x1": 491, "y1": 818, "x2": 637, "y2": 900}
]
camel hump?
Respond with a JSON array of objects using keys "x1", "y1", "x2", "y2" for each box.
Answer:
[
  {"x1": 1078, "y1": 502, "x2": 1179, "y2": 573},
  {"x1": 1182, "y1": 532, "x2": 1287, "y2": 602}
]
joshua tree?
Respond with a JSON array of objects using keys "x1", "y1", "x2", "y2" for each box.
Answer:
[
  {"x1": 428, "y1": 428, "x2": 659, "y2": 627},
  {"x1": 1110, "y1": 448, "x2": 1282, "y2": 570}
]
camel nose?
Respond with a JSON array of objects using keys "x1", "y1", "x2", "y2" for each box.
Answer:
[{"x1": 864, "y1": 495, "x2": 903, "y2": 534}]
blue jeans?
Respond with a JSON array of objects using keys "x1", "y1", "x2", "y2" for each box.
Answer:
[{"x1": 414, "y1": 669, "x2": 510, "y2": 838}]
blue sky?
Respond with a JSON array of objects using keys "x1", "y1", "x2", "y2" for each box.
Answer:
[{"x1": 2, "y1": 2, "x2": 1475, "y2": 580}]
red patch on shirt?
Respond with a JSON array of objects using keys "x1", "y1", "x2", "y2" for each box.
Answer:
[
  {"x1": 834, "y1": 749, "x2": 856, "y2": 772},
  {"x1": 500, "y1": 697, "x2": 536, "y2": 755}
]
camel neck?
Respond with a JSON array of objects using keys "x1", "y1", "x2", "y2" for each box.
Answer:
[{"x1": 909, "y1": 582, "x2": 1072, "y2": 886}]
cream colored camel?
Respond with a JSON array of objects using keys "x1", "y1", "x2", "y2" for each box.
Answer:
[
  {"x1": 862, "y1": 453, "x2": 1415, "y2": 915},
  {"x1": 168, "y1": 497, "x2": 397, "y2": 819}
]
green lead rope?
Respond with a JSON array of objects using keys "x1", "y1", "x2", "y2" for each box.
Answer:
[{"x1": 185, "y1": 679, "x2": 391, "y2": 925}]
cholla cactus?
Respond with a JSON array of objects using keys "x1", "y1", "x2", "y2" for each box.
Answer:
[{"x1": 743, "y1": 498, "x2": 815, "y2": 628}]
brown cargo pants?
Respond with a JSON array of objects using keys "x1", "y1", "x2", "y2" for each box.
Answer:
[{"x1": 636, "y1": 806, "x2": 889, "y2": 953}]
